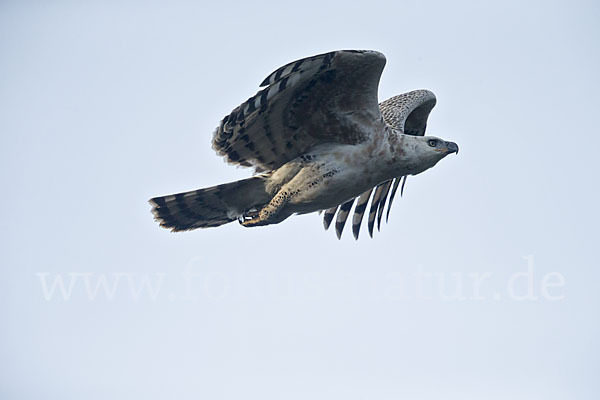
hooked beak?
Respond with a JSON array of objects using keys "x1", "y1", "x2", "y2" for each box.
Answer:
[{"x1": 445, "y1": 141, "x2": 459, "y2": 155}]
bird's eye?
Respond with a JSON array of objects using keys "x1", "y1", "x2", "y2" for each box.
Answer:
[{"x1": 428, "y1": 139, "x2": 437, "y2": 147}]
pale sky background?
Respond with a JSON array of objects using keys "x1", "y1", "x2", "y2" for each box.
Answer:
[{"x1": 1, "y1": 1, "x2": 599, "y2": 399}]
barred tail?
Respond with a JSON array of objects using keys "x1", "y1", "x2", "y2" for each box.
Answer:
[{"x1": 149, "y1": 175, "x2": 270, "y2": 232}]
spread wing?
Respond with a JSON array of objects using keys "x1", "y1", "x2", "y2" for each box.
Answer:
[
  {"x1": 379, "y1": 89, "x2": 436, "y2": 135},
  {"x1": 212, "y1": 50, "x2": 387, "y2": 172},
  {"x1": 323, "y1": 90, "x2": 437, "y2": 239}
]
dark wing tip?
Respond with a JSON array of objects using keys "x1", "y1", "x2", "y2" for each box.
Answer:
[
  {"x1": 385, "y1": 178, "x2": 401, "y2": 223},
  {"x1": 352, "y1": 220, "x2": 361, "y2": 240},
  {"x1": 376, "y1": 181, "x2": 392, "y2": 231},
  {"x1": 323, "y1": 207, "x2": 337, "y2": 230},
  {"x1": 335, "y1": 222, "x2": 344, "y2": 240}
]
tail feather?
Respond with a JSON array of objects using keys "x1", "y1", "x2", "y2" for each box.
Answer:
[{"x1": 150, "y1": 175, "x2": 270, "y2": 232}]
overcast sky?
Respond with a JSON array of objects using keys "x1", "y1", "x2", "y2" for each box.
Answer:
[{"x1": 1, "y1": 1, "x2": 599, "y2": 399}]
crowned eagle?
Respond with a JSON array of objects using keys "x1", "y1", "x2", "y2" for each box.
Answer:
[{"x1": 150, "y1": 50, "x2": 458, "y2": 239}]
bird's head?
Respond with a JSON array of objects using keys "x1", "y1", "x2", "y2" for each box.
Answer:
[{"x1": 406, "y1": 135, "x2": 459, "y2": 175}]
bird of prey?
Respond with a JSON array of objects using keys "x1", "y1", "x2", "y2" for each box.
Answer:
[{"x1": 150, "y1": 50, "x2": 458, "y2": 239}]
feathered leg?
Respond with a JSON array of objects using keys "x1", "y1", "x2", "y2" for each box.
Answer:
[{"x1": 240, "y1": 187, "x2": 296, "y2": 227}]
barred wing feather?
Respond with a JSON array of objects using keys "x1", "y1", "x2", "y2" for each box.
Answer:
[
  {"x1": 321, "y1": 90, "x2": 436, "y2": 239},
  {"x1": 212, "y1": 50, "x2": 387, "y2": 172}
]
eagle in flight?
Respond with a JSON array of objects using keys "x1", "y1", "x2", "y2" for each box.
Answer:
[{"x1": 150, "y1": 50, "x2": 458, "y2": 239}]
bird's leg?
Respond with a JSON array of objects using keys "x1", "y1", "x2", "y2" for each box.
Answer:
[{"x1": 240, "y1": 188, "x2": 297, "y2": 227}]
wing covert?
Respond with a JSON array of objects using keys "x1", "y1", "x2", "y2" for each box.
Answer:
[
  {"x1": 379, "y1": 90, "x2": 436, "y2": 135},
  {"x1": 212, "y1": 50, "x2": 387, "y2": 171}
]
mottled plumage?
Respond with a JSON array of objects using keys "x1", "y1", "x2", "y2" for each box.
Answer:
[{"x1": 150, "y1": 50, "x2": 458, "y2": 238}]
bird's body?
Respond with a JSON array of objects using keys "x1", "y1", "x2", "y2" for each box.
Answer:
[
  {"x1": 150, "y1": 50, "x2": 458, "y2": 238},
  {"x1": 245, "y1": 130, "x2": 443, "y2": 220}
]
